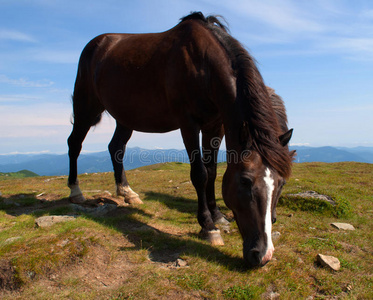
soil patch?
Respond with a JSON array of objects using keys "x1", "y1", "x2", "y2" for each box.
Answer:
[{"x1": 0, "y1": 259, "x2": 20, "y2": 291}]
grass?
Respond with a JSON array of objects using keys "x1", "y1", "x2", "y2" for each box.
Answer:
[
  {"x1": 0, "y1": 170, "x2": 39, "y2": 179},
  {"x1": 0, "y1": 162, "x2": 372, "y2": 299}
]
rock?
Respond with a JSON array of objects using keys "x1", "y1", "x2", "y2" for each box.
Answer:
[
  {"x1": 175, "y1": 258, "x2": 188, "y2": 267},
  {"x1": 70, "y1": 203, "x2": 117, "y2": 216},
  {"x1": 317, "y1": 254, "x2": 340, "y2": 271},
  {"x1": 3, "y1": 199, "x2": 21, "y2": 206},
  {"x1": 3, "y1": 236, "x2": 22, "y2": 245},
  {"x1": 268, "y1": 292, "x2": 280, "y2": 300},
  {"x1": 287, "y1": 191, "x2": 336, "y2": 206},
  {"x1": 271, "y1": 231, "x2": 281, "y2": 241},
  {"x1": 331, "y1": 222, "x2": 355, "y2": 231},
  {"x1": 35, "y1": 215, "x2": 77, "y2": 228}
]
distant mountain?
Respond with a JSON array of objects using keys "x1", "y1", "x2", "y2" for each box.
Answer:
[
  {"x1": 0, "y1": 148, "x2": 190, "y2": 176},
  {"x1": 290, "y1": 146, "x2": 373, "y2": 163},
  {"x1": 0, "y1": 146, "x2": 372, "y2": 176}
]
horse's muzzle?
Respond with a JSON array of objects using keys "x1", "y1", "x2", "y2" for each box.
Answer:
[{"x1": 244, "y1": 246, "x2": 274, "y2": 267}]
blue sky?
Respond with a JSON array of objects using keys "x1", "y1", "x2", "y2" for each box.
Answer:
[{"x1": 0, "y1": 0, "x2": 372, "y2": 154}]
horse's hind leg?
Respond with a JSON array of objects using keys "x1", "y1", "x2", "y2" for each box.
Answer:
[
  {"x1": 67, "y1": 119, "x2": 92, "y2": 203},
  {"x1": 108, "y1": 122, "x2": 142, "y2": 204}
]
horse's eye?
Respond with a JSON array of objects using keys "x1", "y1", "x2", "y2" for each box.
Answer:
[{"x1": 240, "y1": 176, "x2": 252, "y2": 187}]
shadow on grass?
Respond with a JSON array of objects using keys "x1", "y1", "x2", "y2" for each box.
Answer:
[
  {"x1": 144, "y1": 191, "x2": 197, "y2": 215},
  {"x1": 0, "y1": 191, "x2": 250, "y2": 272},
  {"x1": 95, "y1": 208, "x2": 248, "y2": 273}
]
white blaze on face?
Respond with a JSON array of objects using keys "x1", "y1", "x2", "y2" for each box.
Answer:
[{"x1": 263, "y1": 167, "x2": 275, "y2": 263}]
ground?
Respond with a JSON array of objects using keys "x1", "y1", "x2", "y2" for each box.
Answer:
[{"x1": 0, "y1": 162, "x2": 372, "y2": 299}]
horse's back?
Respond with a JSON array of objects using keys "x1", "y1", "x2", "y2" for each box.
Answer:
[{"x1": 74, "y1": 19, "x2": 232, "y2": 132}]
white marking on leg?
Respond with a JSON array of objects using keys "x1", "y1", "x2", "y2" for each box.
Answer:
[
  {"x1": 69, "y1": 184, "x2": 83, "y2": 197},
  {"x1": 263, "y1": 167, "x2": 275, "y2": 262},
  {"x1": 116, "y1": 184, "x2": 139, "y2": 197}
]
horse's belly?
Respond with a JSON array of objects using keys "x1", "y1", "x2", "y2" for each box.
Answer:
[{"x1": 105, "y1": 102, "x2": 179, "y2": 133}]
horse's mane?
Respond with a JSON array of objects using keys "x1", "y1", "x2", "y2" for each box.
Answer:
[
  {"x1": 267, "y1": 87, "x2": 289, "y2": 134},
  {"x1": 180, "y1": 12, "x2": 293, "y2": 178}
]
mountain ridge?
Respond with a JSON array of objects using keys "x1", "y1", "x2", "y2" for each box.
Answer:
[{"x1": 0, "y1": 146, "x2": 372, "y2": 176}]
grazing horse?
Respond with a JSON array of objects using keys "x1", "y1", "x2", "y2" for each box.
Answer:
[{"x1": 67, "y1": 12, "x2": 294, "y2": 267}]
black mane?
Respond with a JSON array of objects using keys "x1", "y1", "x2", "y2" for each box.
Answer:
[{"x1": 181, "y1": 12, "x2": 293, "y2": 178}]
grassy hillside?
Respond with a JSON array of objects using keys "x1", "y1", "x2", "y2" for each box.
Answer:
[
  {"x1": 0, "y1": 162, "x2": 372, "y2": 299},
  {"x1": 0, "y1": 169, "x2": 39, "y2": 179}
]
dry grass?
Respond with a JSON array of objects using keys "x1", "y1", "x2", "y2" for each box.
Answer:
[{"x1": 0, "y1": 162, "x2": 372, "y2": 299}]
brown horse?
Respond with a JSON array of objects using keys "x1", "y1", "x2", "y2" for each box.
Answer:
[{"x1": 67, "y1": 12, "x2": 294, "y2": 267}]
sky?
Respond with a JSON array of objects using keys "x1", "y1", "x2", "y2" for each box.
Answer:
[{"x1": 0, "y1": 0, "x2": 372, "y2": 154}]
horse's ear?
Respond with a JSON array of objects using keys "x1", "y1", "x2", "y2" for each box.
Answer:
[
  {"x1": 279, "y1": 129, "x2": 293, "y2": 147},
  {"x1": 240, "y1": 121, "x2": 251, "y2": 147}
]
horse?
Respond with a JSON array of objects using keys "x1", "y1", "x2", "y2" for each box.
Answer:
[{"x1": 67, "y1": 12, "x2": 294, "y2": 267}]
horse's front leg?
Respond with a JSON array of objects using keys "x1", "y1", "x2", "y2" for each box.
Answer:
[
  {"x1": 181, "y1": 126, "x2": 224, "y2": 246},
  {"x1": 202, "y1": 126, "x2": 229, "y2": 227},
  {"x1": 108, "y1": 123, "x2": 143, "y2": 204}
]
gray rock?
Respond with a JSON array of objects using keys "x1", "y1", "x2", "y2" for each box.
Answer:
[
  {"x1": 317, "y1": 254, "x2": 340, "y2": 271},
  {"x1": 175, "y1": 258, "x2": 188, "y2": 267},
  {"x1": 331, "y1": 222, "x2": 355, "y2": 231},
  {"x1": 271, "y1": 231, "x2": 281, "y2": 241},
  {"x1": 268, "y1": 292, "x2": 280, "y2": 300},
  {"x1": 287, "y1": 191, "x2": 336, "y2": 206},
  {"x1": 70, "y1": 203, "x2": 117, "y2": 216},
  {"x1": 35, "y1": 215, "x2": 77, "y2": 228}
]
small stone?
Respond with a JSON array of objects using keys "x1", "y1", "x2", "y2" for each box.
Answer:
[
  {"x1": 345, "y1": 283, "x2": 353, "y2": 292},
  {"x1": 317, "y1": 254, "x2": 340, "y2": 271},
  {"x1": 269, "y1": 292, "x2": 280, "y2": 300},
  {"x1": 271, "y1": 231, "x2": 281, "y2": 241},
  {"x1": 288, "y1": 213, "x2": 293, "y2": 217},
  {"x1": 56, "y1": 239, "x2": 70, "y2": 247},
  {"x1": 103, "y1": 190, "x2": 112, "y2": 196},
  {"x1": 175, "y1": 258, "x2": 188, "y2": 267},
  {"x1": 3, "y1": 236, "x2": 22, "y2": 245},
  {"x1": 331, "y1": 223, "x2": 355, "y2": 231},
  {"x1": 35, "y1": 215, "x2": 77, "y2": 228}
]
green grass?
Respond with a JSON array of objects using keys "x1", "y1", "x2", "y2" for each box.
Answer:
[
  {"x1": 0, "y1": 170, "x2": 39, "y2": 179},
  {"x1": 0, "y1": 162, "x2": 372, "y2": 299}
]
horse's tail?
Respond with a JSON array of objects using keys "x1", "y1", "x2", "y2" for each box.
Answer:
[{"x1": 70, "y1": 38, "x2": 104, "y2": 127}]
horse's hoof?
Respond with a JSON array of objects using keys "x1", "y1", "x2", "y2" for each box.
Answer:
[
  {"x1": 69, "y1": 194, "x2": 86, "y2": 204},
  {"x1": 214, "y1": 216, "x2": 230, "y2": 226},
  {"x1": 200, "y1": 229, "x2": 224, "y2": 246},
  {"x1": 125, "y1": 196, "x2": 143, "y2": 205}
]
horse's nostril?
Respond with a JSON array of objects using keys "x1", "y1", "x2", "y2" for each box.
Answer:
[
  {"x1": 272, "y1": 217, "x2": 277, "y2": 224},
  {"x1": 245, "y1": 249, "x2": 261, "y2": 267}
]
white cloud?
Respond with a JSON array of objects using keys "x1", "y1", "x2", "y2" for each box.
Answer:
[
  {"x1": 0, "y1": 75, "x2": 54, "y2": 88},
  {"x1": 0, "y1": 29, "x2": 36, "y2": 43}
]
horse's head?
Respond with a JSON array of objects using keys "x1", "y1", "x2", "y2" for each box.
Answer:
[{"x1": 222, "y1": 129, "x2": 293, "y2": 267}]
